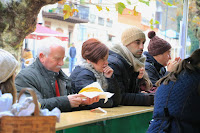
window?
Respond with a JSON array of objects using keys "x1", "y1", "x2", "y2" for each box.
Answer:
[
  {"x1": 44, "y1": 21, "x2": 51, "y2": 28},
  {"x1": 98, "y1": 17, "x2": 104, "y2": 26},
  {"x1": 56, "y1": 28, "x2": 64, "y2": 33},
  {"x1": 106, "y1": 19, "x2": 113, "y2": 27},
  {"x1": 79, "y1": 25, "x2": 87, "y2": 41},
  {"x1": 90, "y1": 14, "x2": 96, "y2": 24}
]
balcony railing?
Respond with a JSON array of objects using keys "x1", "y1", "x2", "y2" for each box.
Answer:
[
  {"x1": 75, "y1": 4, "x2": 89, "y2": 20},
  {"x1": 45, "y1": 3, "x2": 89, "y2": 23}
]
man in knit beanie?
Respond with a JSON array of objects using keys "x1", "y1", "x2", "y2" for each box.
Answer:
[
  {"x1": 144, "y1": 31, "x2": 181, "y2": 88},
  {"x1": 107, "y1": 26, "x2": 154, "y2": 106}
]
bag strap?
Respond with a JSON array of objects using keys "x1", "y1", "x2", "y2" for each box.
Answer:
[
  {"x1": 164, "y1": 82, "x2": 176, "y2": 117},
  {"x1": 18, "y1": 88, "x2": 40, "y2": 116}
]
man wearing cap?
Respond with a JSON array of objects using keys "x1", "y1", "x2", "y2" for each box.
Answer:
[
  {"x1": 144, "y1": 31, "x2": 181, "y2": 88},
  {"x1": 108, "y1": 27, "x2": 154, "y2": 106}
]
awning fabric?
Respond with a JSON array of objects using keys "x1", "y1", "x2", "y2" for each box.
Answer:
[{"x1": 26, "y1": 24, "x2": 68, "y2": 41}]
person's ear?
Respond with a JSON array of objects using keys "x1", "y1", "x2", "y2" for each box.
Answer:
[
  {"x1": 86, "y1": 59, "x2": 90, "y2": 64},
  {"x1": 39, "y1": 53, "x2": 45, "y2": 63}
]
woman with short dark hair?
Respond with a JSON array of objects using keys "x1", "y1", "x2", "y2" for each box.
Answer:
[
  {"x1": 70, "y1": 38, "x2": 121, "y2": 109},
  {"x1": 147, "y1": 49, "x2": 200, "y2": 133}
]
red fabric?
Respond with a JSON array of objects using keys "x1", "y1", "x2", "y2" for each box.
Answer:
[
  {"x1": 55, "y1": 80, "x2": 60, "y2": 97},
  {"x1": 25, "y1": 24, "x2": 69, "y2": 41}
]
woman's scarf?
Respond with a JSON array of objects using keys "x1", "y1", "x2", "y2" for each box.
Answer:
[{"x1": 79, "y1": 59, "x2": 108, "y2": 91}]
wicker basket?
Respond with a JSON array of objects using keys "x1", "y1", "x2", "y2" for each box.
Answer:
[{"x1": 0, "y1": 88, "x2": 57, "y2": 133}]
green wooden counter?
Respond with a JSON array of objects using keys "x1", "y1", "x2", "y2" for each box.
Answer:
[{"x1": 56, "y1": 106, "x2": 153, "y2": 133}]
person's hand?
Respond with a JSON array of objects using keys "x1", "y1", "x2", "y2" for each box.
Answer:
[
  {"x1": 138, "y1": 67, "x2": 145, "y2": 79},
  {"x1": 103, "y1": 66, "x2": 113, "y2": 78},
  {"x1": 141, "y1": 91, "x2": 148, "y2": 93},
  {"x1": 80, "y1": 95, "x2": 100, "y2": 105},
  {"x1": 67, "y1": 94, "x2": 83, "y2": 108},
  {"x1": 167, "y1": 57, "x2": 181, "y2": 72},
  {"x1": 175, "y1": 57, "x2": 182, "y2": 62}
]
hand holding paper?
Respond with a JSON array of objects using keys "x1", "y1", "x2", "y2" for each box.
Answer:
[{"x1": 80, "y1": 95, "x2": 100, "y2": 105}]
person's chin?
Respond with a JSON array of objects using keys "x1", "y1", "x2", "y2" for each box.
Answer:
[
  {"x1": 54, "y1": 68, "x2": 61, "y2": 72},
  {"x1": 135, "y1": 54, "x2": 142, "y2": 58}
]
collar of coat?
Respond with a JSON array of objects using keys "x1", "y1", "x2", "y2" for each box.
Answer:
[{"x1": 79, "y1": 59, "x2": 108, "y2": 91}]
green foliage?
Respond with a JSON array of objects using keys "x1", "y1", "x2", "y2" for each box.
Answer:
[
  {"x1": 139, "y1": 0, "x2": 150, "y2": 6},
  {"x1": 149, "y1": 18, "x2": 160, "y2": 29},
  {"x1": 96, "y1": 5, "x2": 103, "y2": 11},
  {"x1": 177, "y1": 14, "x2": 199, "y2": 55},
  {"x1": 154, "y1": 20, "x2": 160, "y2": 25},
  {"x1": 115, "y1": 2, "x2": 126, "y2": 14},
  {"x1": 62, "y1": 57, "x2": 69, "y2": 68},
  {"x1": 63, "y1": 5, "x2": 79, "y2": 19},
  {"x1": 188, "y1": 29, "x2": 199, "y2": 54},
  {"x1": 150, "y1": 19, "x2": 153, "y2": 25},
  {"x1": 161, "y1": 0, "x2": 173, "y2": 6},
  {"x1": 126, "y1": 0, "x2": 131, "y2": 5},
  {"x1": 80, "y1": 0, "x2": 85, "y2": 4},
  {"x1": 106, "y1": 7, "x2": 110, "y2": 11}
]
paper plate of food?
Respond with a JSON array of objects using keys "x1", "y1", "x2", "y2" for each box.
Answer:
[{"x1": 78, "y1": 82, "x2": 114, "y2": 103}]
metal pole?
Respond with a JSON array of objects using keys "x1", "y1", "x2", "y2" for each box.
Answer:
[
  {"x1": 165, "y1": 6, "x2": 168, "y2": 39},
  {"x1": 179, "y1": 0, "x2": 189, "y2": 59}
]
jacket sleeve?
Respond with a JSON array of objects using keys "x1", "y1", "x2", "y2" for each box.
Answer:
[
  {"x1": 109, "y1": 57, "x2": 154, "y2": 106},
  {"x1": 72, "y1": 69, "x2": 96, "y2": 93},
  {"x1": 15, "y1": 72, "x2": 72, "y2": 112},
  {"x1": 145, "y1": 64, "x2": 160, "y2": 87},
  {"x1": 106, "y1": 75, "x2": 121, "y2": 107},
  {"x1": 72, "y1": 69, "x2": 113, "y2": 108},
  {"x1": 121, "y1": 92, "x2": 154, "y2": 106},
  {"x1": 115, "y1": 69, "x2": 154, "y2": 106}
]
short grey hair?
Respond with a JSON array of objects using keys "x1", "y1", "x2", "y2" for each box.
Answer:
[{"x1": 37, "y1": 37, "x2": 65, "y2": 57}]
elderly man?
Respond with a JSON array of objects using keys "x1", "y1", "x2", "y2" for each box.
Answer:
[
  {"x1": 144, "y1": 31, "x2": 181, "y2": 88},
  {"x1": 15, "y1": 37, "x2": 99, "y2": 112},
  {"x1": 108, "y1": 27, "x2": 154, "y2": 106}
]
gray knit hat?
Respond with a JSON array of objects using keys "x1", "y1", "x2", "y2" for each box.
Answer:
[
  {"x1": 0, "y1": 49, "x2": 18, "y2": 83},
  {"x1": 121, "y1": 26, "x2": 146, "y2": 46}
]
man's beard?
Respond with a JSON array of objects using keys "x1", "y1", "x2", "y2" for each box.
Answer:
[{"x1": 134, "y1": 50, "x2": 143, "y2": 58}]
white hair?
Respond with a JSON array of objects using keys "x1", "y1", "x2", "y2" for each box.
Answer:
[{"x1": 37, "y1": 37, "x2": 65, "y2": 57}]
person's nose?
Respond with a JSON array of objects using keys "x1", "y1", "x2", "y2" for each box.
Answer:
[
  {"x1": 58, "y1": 59, "x2": 64, "y2": 66},
  {"x1": 139, "y1": 43, "x2": 144, "y2": 49},
  {"x1": 169, "y1": 54, "x2": 172, "y2": 60},
  {"x1": 104, "y1": 60, "x2": 108, "y2": 66}
]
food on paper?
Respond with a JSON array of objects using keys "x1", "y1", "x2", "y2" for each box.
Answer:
[
  {"x1": 78, "y1": 82, "x2": 114, "y2": 103},
  {"x1": 78, "y1": 87, "x2": 103, "y2": 94}
]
